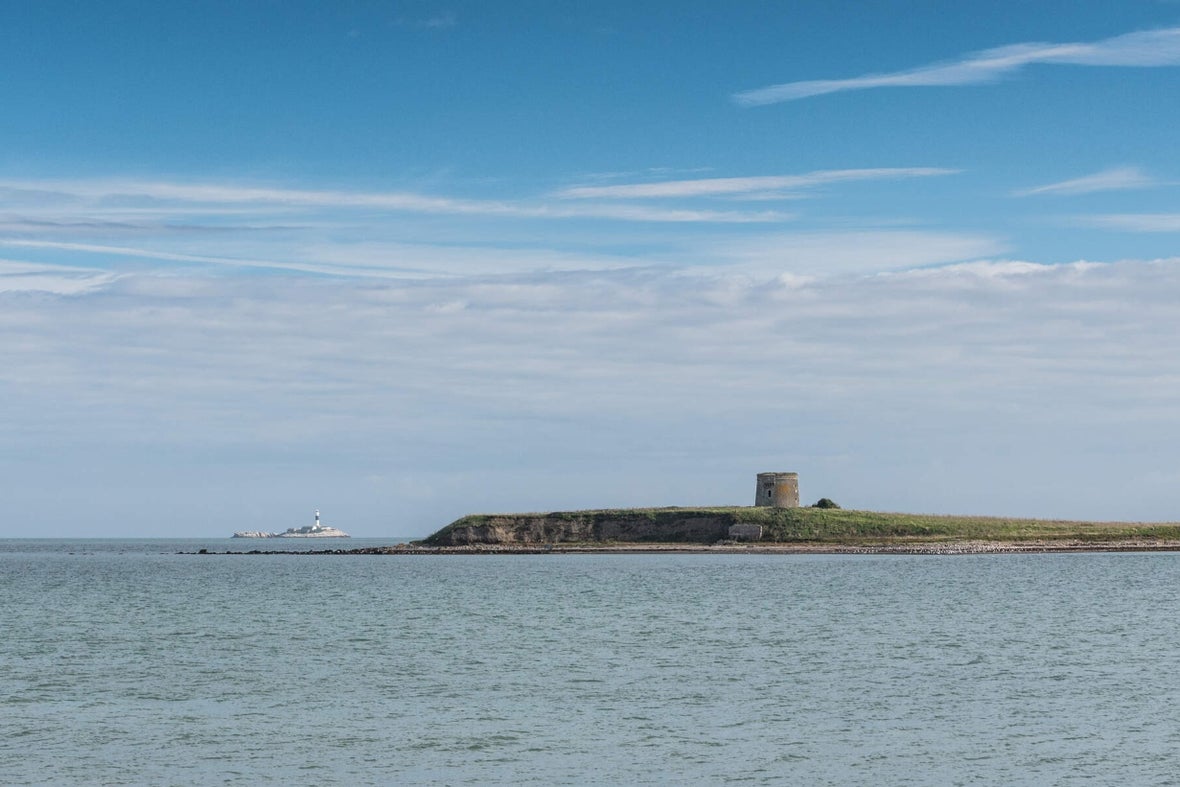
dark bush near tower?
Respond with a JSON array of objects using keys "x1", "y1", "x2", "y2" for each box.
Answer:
[{"x1": 812, "y1": 498, "x2": 841, "y2": 509}]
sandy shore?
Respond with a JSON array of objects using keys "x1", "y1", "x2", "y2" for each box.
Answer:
[{"x1": 199, "y1": 539, "x2": 1180, "y2": 556}]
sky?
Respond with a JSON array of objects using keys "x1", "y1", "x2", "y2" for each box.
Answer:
[{"x1": 4, "y1": 1, "x2": 1180, "y2": 537}]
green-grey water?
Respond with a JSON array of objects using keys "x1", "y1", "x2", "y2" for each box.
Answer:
[{"x1": 3, "y1": 540, "x2": 1179, "y2": 784}]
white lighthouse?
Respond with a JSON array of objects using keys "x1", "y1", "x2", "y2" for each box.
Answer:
[{"x1": 232, "y1": 508, "x2": 349, "y2": 538}]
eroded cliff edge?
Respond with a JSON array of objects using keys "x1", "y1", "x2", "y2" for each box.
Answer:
[{"x1": 422, "y1": 509, "x2": 735, "y2": 545}]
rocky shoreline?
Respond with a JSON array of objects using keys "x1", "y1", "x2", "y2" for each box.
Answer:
[{"x1": 191, "y1": 538, "x2": 1180, "y2": 556}]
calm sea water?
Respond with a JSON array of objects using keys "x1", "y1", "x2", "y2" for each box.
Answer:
[{"x1": 3, "y1": 540, "x2": 1180, "y2": 785}]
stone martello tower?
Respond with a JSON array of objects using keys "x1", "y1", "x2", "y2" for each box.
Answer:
[{"x1": 755, "y1": 472, "x2": 799, "y2": 508}]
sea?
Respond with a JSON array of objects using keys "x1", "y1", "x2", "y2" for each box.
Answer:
[{"x1": 3, "y1": 539, "x2": 1180, "y2": 785}]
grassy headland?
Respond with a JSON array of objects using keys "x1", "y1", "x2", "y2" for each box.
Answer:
[{"x1": 419, "y1": 506, "x2": 1180, "y2": 548}]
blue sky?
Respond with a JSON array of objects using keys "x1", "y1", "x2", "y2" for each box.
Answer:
[{"x1": 3, "y1": 1, "x2": 1180, "y2": 536}]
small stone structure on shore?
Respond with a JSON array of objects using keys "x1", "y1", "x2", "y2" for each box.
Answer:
[{"x1": 728, "y1": 523, "x2": 764, "y2": 541}]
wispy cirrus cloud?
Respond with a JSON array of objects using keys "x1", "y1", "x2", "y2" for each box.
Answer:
[
  {"x1": 555, "y1": 167, "x2": 957, "y2": 200},
  {"x1": 0, "y1": 258, "x2": 119, "y2": 295},
  {"x1": 0, "y1": 178, "x2": 789, "y2": 224},
  {"x1": 695, "y1": 229, "x2": 1007, "y2": 277},
  {"x1": 393, "y1": 11, "x2": 456, "y2": 30},
  {"x1": 0, "y1": 239, "x2": 393, "y2": 277},
  {"x1": 7, "y1": 229, "x2": 1003, "y2": 280},
  {"x1": 735, "y1": 26, "x2": 1180, "y2": 105},
  {"x1": 0, "y1": 237, "x2": 648, "y2": 279},
  {"x1": 1083, "y1": 213, "x2": 1180, "y2": 232},
  {"x1": 419, "y1": 12, "x2": 456, "y2": 29},
  {"x1": 0, "y1": 173, "x2": 1005, "y2": 283},
  {"x1": 1015, "y1": 166, "x2": 1158, "y2": 196}
]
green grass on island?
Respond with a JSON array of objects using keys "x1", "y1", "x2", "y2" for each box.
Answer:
[
  {"x1": 738, "y1": 507, "x2": 1180, "y2": 543},
  {"x1": 422, "y1": 506, "x2": 1180, "y2": 546}
]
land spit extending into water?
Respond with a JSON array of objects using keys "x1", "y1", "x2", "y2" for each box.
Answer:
[{"x1": 196, "y1": 507, "x2": 1180, "y2": 555}]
